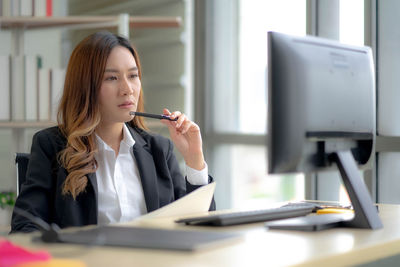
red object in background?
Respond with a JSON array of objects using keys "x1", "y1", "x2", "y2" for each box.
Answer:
[
  {"x1": 0, "y1": 239, "x2": 51, "y2": 267},
  {"x1": 46, "y1": 0, "x2": 52, "y2": 16}
]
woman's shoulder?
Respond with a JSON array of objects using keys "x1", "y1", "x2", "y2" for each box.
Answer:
[
  {"x1": 33, "y1": 126, "x2": 66, "y2": 150},
  {"x1": 34, "y1": 126, "x2": 63, "y2": 139}
]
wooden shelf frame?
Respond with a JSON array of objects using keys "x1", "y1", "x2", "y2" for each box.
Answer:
[{"x1": 0, "y1": 16, "x2": 181, "y2": 30}]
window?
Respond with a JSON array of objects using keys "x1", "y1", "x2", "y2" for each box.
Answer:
[
  {"x1": 339, "y1": 0, "x2": 364, "y2": 46},
  {"x1": 203, "y1": 0, "x2": 307, "y2": 209},
  {"x1": 238, "y1": 0, "x2": 306, "y2": 134},
  {"x1": 338, "y1": 0, "x2": 364, "y2": 203}
]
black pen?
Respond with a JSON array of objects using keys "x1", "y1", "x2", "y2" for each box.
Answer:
[{"x1": 129, "y1": 111, "x2": 178, "y2": 121}]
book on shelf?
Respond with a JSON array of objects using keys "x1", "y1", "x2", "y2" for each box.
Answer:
[
  {"x1": 1, "y1": 0, "x2": 11, "y2": 17},
  {"x1": 33, "y1": 0, "x2": 51, "y2": 17},
  {"x1": 20, "y1": 0, "x2": 33, "y2": 16},
  {"x1": 11, "y1": 0, "x2": 20, "y2": 17},
  {"x1": 2, "y1": 55, "x2": 65, "y2": 123},
  {"x1": 50, "y1": 68, "x2": 65, "y2": 122},
  {"x1": 0, "y1": 55, "x2": 11, "y2": 121},
  {"x1": 38, "y1": 68, "x2": 51, "y2": 121},
  {"x1": 24, "y1": 55, "x2": 40, "y2": 121},
  {"x1": 11, "y1": 55, "x2": 25, "y2": 121},
  {"x1": 0, "y1": 55, "x2": 63, "y2": 123},
  {"x1": 1, "y1": 0, "x2": 52, "y2": 17},
  {"x1": 46, "y1": 0, "x2": 52, "y2": 17}
]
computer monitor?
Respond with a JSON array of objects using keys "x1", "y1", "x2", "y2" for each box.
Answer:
[{"x1": 267, "y1": 31, "x2": 382, "y2": 229}]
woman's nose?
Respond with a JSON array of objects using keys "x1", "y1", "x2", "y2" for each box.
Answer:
[{"x1": 120, "y1": 77, "x2": 133, "y2": 95}]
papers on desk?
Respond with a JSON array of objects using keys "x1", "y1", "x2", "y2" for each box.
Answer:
[{"x1": 136, "y1": 182, "x2": 216, "y2": 221}]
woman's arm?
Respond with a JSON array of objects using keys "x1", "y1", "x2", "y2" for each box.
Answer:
[{"x1": 164, "y1": 137, "x2": 216, "y2": 211}]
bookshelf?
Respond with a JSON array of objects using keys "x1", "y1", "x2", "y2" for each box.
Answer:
[
  {"x1": 0, "y1": 16, "x2": 181, "y2": 29},
  {"x1": 0, "y1": 14, "x2": 181, "y2": 152}
]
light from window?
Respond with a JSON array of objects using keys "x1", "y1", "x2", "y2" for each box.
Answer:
[
  {"x1": 338, "y1": 0, "x2": 364, "y2": 203},
  {"x1": 239, "y1": 0, "x2": 306, "y2": 134},
  {"x1": 230, "y1": 145, "x2": 305, "y2": 209},
  {"x1": 339, "y1": 0, "x2": 364, "y2": 46}
]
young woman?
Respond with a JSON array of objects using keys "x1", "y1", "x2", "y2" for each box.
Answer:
[{"x1": 11, "y1": 31, "x2": 215, "y2": 233}]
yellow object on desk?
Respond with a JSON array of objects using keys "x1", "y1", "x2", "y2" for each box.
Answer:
[{"x1": 316, "y1": 208, "x2": 354, "y2": 214}]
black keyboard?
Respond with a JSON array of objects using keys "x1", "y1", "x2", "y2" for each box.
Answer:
[{"x1": 175, "y1": 204, "x2": 315, "y2": 226}]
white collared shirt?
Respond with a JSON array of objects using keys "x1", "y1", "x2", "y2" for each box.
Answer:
[{"x1": 95, "y1": 124, "x2": 208, "y2": 225}]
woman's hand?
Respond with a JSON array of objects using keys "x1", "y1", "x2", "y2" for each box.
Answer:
[{"x1": 160, "y1": 108, "x2": 205, "y2": 170}]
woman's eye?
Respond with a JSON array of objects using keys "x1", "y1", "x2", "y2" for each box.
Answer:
[
  {"x1": 105, "y1": 76, "x2": 117, "y2": 81},
  {"x1": 130, "y1": 73, "x2": 139, "y2": 79}
]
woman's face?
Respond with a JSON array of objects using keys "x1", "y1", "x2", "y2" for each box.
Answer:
[{"x1": 98, "y1": 46, "x2": 141, "y2": 125}]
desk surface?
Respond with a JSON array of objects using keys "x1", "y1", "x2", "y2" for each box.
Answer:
[{"x1": 6, "y1": 204, "x2": 400, "y2": 267}]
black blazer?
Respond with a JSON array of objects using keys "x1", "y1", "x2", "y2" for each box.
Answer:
[{"x1": 11, "y1": 125, "x2": 215, "y2": 233}]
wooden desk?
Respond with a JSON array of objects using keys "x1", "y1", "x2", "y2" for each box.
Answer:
[{"x1": 6, "y1": 204, "x2": 400, "y2": 267}]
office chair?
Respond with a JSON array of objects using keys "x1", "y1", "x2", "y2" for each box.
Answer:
[{"x1": 15, "y1": 153, "x2": 30, "y2": 195}]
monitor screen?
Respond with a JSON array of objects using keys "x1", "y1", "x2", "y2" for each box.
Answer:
[
  {"x1": 267, "y1": 31, "x2": 375, "y2": 174},
  {"x1": 267, "y1": 32, "x2": 382, "y2": 229}
]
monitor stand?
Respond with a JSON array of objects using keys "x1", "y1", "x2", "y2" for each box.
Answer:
[
  {"x1": 266, "y1": 150, "x2": 383, "y2": 231},
  {"x1": 330, "y1": 150, "x2": 382, "y2": 229}
]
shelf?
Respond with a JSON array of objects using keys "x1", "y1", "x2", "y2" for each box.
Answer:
[
  {"x1": 0, "y1": 16, "x2": 181, "y2": 30},
  {"x1": 0, "y1": 121, "x2": 56, "y2": 129}
]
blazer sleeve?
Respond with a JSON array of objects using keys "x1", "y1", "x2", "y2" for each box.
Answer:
[
  {"x1": 10, "y1": 130, "x2": 57, "y2": 233},
  {"x1": 164, "y1": 138, "x2": 216, "y2": 211}
]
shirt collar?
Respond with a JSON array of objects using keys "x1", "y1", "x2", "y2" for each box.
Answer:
[
  {"x1": 95, "y1": 124, "x2": 136, "y2": 152},
  {"x1": 95, "y1": 134, "x2": 108, "y2": 152},
  {"x1": 121, "y1": 123, "x2": 135, "y2": 148}
]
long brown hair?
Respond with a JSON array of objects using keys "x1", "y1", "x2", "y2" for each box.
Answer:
[{"x1": 57, "y1": 31, "x2": 146, "y2": 199}]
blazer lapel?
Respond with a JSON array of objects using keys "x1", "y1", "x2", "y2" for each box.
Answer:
[
  {"x1": 86, "y1": 172, "x2": 98, "y2": 221},
  {"x1": 128, "y1": 126, "x2": 160, "y2": 212},
  {"x1": 87, "y1": 172, "x2": 98, "y2": 203}
]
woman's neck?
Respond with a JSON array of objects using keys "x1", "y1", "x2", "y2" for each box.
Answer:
[{"x1": 96, "y1": 122, "x2": 124, "y2": 156}]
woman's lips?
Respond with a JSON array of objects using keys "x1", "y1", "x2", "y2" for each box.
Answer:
[{"x1": 118, "y1": 102, "x2": 134, "y2": 109}]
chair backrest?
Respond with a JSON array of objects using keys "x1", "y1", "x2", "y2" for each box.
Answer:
[{"x1": 15, "y1": 153, "x2": 30, "y2": 195}]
